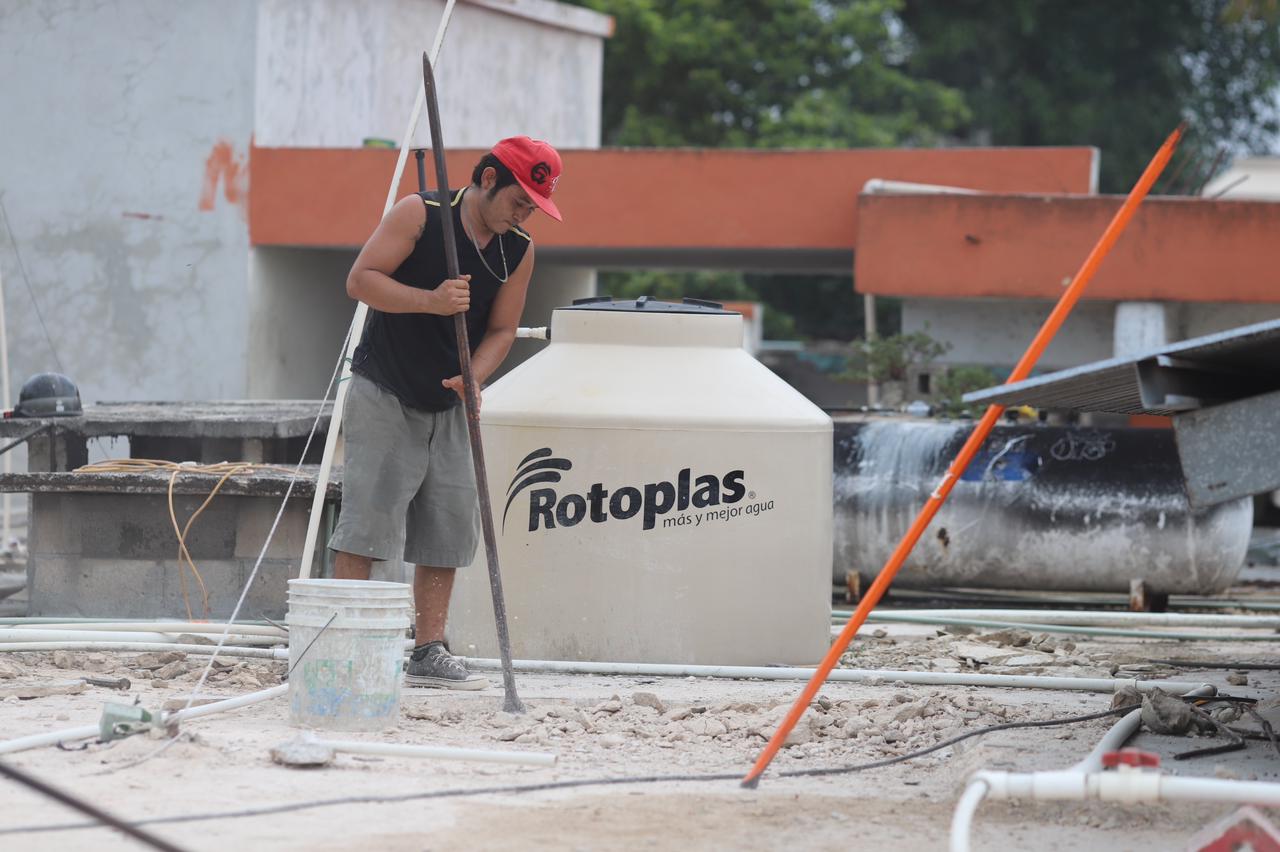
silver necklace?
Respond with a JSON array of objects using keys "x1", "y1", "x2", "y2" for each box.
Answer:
[{"x1": 460, "y1": 190, "x2": 509, "y2": 283}]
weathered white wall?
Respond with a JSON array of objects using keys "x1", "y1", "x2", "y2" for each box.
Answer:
[
  {"x1": 1181, "y1": 302, "x2": 1280, "y2": 340},
  {"x1": 905, "y1": 297, "x2": 1280, "y2": 371},
  {"x1": 255, "y1": 0, "x2": 608, "y2": 149},
  {"x1": 902, "y1": 298, "x2": 1115, "y2": 370},
  {"x1": 0, "y1": 0, "x2": 257, "y2": 403},
  {"x1": 250, "y1": 0, "x2": 608, "y2": 399}
]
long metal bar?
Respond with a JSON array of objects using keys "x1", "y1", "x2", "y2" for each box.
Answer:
[
  {"x1": 298, "y1": 0, "x2": 457, "y2": 579},
  {"x1": 0, "y1": 759, "x2": 188, "y2": 851},
  {"x1": 742, "y1": 124, "x2": 1186, "y2": 788},
  {"x1": 421, "y1": 51, "x2": 523, "y2": 714}
]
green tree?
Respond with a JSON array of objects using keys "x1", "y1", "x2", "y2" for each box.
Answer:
[
  {"x1": 898, "y1": 0, "x2": 1280, "y2": 192},
  {"x1": 574, "y1": 1, "x2": 961, "y2": 341},
  {"x1": 846, "y1": 329, "x2": 949, "y2": 383},
  {"x1": 580, "y1": 0, "x2": 970, "y2": 148}
]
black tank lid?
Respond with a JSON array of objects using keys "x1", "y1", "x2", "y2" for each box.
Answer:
[{"x1": 562, "y1": 295, "x2": 736, "y2": 315}]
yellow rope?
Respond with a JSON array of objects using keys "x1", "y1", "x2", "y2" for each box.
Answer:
[{"x1": 74, "y1": 459, "x2": 311, "y2": 620}]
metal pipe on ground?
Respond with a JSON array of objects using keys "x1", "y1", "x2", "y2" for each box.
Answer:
[
  {"x1": 0, "y1": 629, "x2": 283, "y2": 646},
  {"x1": 855, "y1": 609, "x2": 1280, "y2": 629},
  {"x1": 837, "y1": 613, "x2": 1280, "y2": 642},
  {"x1": 1, "y1": 621, "x2": 287, "y2": 637},
  {"x1": 465, "y1": 657, "x2": 1212, "y2": 695},
  {"x1": 0, "y1": 642, "x2": 288, "y2": 660}
]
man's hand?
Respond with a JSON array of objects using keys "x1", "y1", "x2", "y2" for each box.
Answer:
[
  {"x1": 442, "y1": 375, "x2": 480, "y2": 409},
  {"x1": 428, "y1": 275, "x2": 471, "y2": 315}
]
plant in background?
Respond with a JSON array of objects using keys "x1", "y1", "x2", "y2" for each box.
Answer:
[
  {"x1": 934, "y1": 365, "x2": 1000, "y2": 416},
  {"x1": 847, "y1": 330, "x2": 950, "y2": 384}
]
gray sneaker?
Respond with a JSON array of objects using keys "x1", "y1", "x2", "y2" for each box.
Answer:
[{"x1": 405, "y1": 641, "x2": 489, "y2": 690}]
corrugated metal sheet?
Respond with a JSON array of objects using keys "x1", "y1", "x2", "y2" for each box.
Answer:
[{"x1": 964, "y1": 318, "x2": 1280, "y2": 414}]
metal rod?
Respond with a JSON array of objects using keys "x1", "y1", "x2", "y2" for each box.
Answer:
[
  {"x1": 0, "y1": 759, "x2": 189, "y2": 851},
  {"x1": 420, "y1": 51, "x2": 523, "y2": 714}
]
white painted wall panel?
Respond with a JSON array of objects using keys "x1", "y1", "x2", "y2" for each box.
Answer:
[
  {"x1": 256, "y1": 0, "x2": 604, "y2": 149},
  {"x1": 0, "y1": 0, "x2": 257, "y2": 403},
  {"x1": 904, "y1": 297, "x2": 1280, "y2": 373},
  {"x1": 902, "y1": 298, "x2": 1115, "y2": 371}
]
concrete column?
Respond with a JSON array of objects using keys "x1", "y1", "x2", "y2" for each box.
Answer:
[
  {"x1": 247, "y1": 247, "x2": 358, "y2": 400},
  {"x1": 1113, "y1": 302, "x2": 1172, "y2": 358}
]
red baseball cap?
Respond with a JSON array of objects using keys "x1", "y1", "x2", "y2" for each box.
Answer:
[{"x1": 491, "y1": 136, "x2": 563, "y2": 221}]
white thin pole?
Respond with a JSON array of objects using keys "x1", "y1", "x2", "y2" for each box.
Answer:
[
  {"x1": 298, "y1": 0, "x2": 457, "y2": 579},
  {"x1": 0, "y1": 261, "x2": 11, "y2": 544},
  {"x1": 165, "y1": 684, "x2": 287, "y2": 723},
  {"x1": 0, "y1": 685, "x2": 286, "y2": 755}
]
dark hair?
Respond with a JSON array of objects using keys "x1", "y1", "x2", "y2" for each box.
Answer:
[{"x1": 471, "y1": 153, "x2": 518, "y2": 197}]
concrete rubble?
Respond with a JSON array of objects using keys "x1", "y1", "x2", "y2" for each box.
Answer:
[{"x1": 0, "y1": 620, "x2": 1274, "y2": 850}]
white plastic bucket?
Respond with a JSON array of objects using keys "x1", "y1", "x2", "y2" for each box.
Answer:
[{"x1": 286, "y1": 579, "x2": 412, "y2": 732}]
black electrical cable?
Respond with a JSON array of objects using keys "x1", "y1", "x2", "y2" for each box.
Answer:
[
  {"x1": 0, "y1": 758, "x2": 188, "y2": 851},
  {"x1": 0, "y1": 704, "x2": 1139, "y2": 838},
  {"x1": 779, "y1": 704, "x2": 1136, "y2": 779}
]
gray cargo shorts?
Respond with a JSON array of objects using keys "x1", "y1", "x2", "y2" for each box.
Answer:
[{"x1": 328, "y1": 373, "x2": 480, "y2": 567}]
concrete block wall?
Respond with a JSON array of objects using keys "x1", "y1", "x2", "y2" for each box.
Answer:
[{"x1": 27, "y1": 492, "x2": 319, "y2": 619}]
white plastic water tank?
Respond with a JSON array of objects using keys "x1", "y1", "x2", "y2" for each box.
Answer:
[{"x1": 448, "y1": 297, "x2": 833, "y2": 665}]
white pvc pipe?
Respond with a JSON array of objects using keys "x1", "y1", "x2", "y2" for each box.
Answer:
[
  {"x1": 862, "y1": 178, "x2": 980, "y2": 195},
  {"x1": 5, "y1": 621, "x2": 287, "y2": 637},
  {"x1": 0, "y1": 724, "x2": 100, "y2": 756},
  {"x1": 299, "y1": 0, "x2": 458, "y2": 579},
  {"x1": 516, "y1": 327, "x2": 548, "y2": 340},
  {"x1": 314, "y1": 737, "x2": 556, "y2": 768},
  {"x1": 466, "y1": 658, "x2": 1211, "y2": 695},
  {"x1": 977, "y1": 769, "x2": 1280, "y2": 806},
  {"x1": 165, "y1": 684, "x2": 286, "y2": 723},
  {"x1": 0, "y1": 685, "x2": 286, "y2": 755},
  {"x1": 951, "y1": 685, "x2": 1215, "y2": 852},
  {"x1": 949, "y1": 778, "x2": 988, "y2": 852},
  {"x1": 865, "y1": 609, "x2": 1280, "y2": 630},
  {"x1": 0, "y1": 628, "x2": 283, "y2": 646},
  {"x1": 0, "y1": 642, "x2": 288, "y2": 660}
]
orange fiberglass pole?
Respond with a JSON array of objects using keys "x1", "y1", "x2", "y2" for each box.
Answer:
[{"x1": 742, "y1": 123, "x2": 1186, "y2": 788}]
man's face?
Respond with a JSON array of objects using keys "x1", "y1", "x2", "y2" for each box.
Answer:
[{"x1": 480, "y1": 171, "x2": 539, "y2": 233}]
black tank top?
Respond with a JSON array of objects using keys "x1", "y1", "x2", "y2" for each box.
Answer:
[{"x1": 352, "y1": 188, "x2": 532, "y2": 411}]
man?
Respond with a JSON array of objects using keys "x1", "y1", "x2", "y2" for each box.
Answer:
[{"x1": 329, "y1": 136, "x2": 563, "y2": 689}]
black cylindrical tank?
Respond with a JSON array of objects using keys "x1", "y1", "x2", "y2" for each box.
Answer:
[{"x1": 834, "y1": 418, "x2": 1251, "y2": 594}]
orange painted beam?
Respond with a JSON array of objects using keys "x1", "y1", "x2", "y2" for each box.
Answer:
[
  {"x1": 855, "y1": 193, "x2": 1280, "y2": 303},
  {"x1": 249, "y1": 146, "x2": 1096, "y2": 250}
]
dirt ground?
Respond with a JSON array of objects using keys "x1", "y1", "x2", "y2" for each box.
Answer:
[{"x1": 0, "y1": 622, "x2": 1275, "y2": 851}]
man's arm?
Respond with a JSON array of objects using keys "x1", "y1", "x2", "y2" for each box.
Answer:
[
  {"x1": 442, "y1": 242, "x2": 535, "y2": 401},
  {"x1": 347, "y1": 195, "x2": 470, "y2": 315}
]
